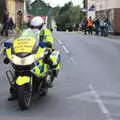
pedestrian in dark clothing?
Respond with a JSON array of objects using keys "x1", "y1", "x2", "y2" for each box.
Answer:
[
  {"x1": 8, "y1": 17, "x2": 14, "y2": 30},
  {"x1": 82, "y1": 18, "x2": 88, "y2": 35},
  {"x1": 94, "y1": 17, "x2": 100, "y2": 35},
  {"x1": 104, "y1": 18, "x2": 110, "y2": 37},
  {"x1": 1, "y1": 10, "x2": 9, "y2": 36}
]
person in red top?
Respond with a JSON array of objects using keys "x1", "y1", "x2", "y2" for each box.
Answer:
[{"x1": 87, "y1": 16, "x2": 93, "y2": 35}]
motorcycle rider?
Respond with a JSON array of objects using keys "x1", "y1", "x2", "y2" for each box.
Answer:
[
  {"x1": 30, "y1": 16, "x2": 60, "y2": 86},
  {"x1": 21, "y1": 16, "x2": 54, "y2": 47},
  {"x1": 7, "y1": 16, "x2": 60, "y2": 101}
]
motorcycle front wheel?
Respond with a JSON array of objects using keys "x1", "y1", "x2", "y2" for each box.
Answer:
[{"x1": 17, "y1": 83, "x2": 32, "y2": 110}]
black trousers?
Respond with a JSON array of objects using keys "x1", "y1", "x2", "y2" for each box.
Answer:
[
  {"x1": 95, "y1": 26, "x2": 99, "y2": 35},
  {"x1": 100, "y1": 27, "x2": 105, "y2": 36},
  {"x1": 1, "y1": 23, "x2": 8, "y2": 36},
  {"x1": 88, "y1": 26, "x2": 93, "y2": 35}
]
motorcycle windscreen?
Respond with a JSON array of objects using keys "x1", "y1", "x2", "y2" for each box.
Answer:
[{"x1": 13, "y1": 37, "x2": 37, "y2": 53}]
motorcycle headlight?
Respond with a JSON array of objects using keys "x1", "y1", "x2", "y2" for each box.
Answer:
[{"x1": 12, "y1": 55, "x2": 35, "y2": 65}]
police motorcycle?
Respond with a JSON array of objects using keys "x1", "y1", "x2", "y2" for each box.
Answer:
[{"x1": 3, "y1": 35, "x2": 61, "y2": 110}]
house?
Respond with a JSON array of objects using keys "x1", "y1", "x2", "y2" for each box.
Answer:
[
  {"x1": 7, "y1": 0, "x2": 25, "y2": 24},
  {"x1": 95, "y1": 0, "x2": 120, "y2": 34},
  {"x1": 84, "y1": 0, "x2": 120, "y2": 34},
  {"x1": 0, "y1": 0, "x2": 25, "y2": 24}
]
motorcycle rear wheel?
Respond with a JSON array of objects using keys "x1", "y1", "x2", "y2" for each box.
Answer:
[{"x1": 39, "y1": 82, "x2": 48, "y2": 96}]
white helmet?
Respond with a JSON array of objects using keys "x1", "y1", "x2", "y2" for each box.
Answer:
[{"x1": 30, "y1": 16, "x2": 44, "y2": 27}]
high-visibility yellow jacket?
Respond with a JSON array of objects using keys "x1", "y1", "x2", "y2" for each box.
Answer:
[
  {"x1": 21, "y1": 28, "x2": 54, "y2": 45},
  {"x1": 40, "y1": 28, "x2": 54, "y2": 45}
]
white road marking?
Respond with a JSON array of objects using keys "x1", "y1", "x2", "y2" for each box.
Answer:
[
  {"x1": 70, "y1": 57, "x2": 76, "y2": 65},
  {"x1": 56, "y1": 39, "x2": 70, "y2": 54},
  {"x1": 66, "y1": 91, "x2": 93, "y2": 100},
  {"x1": 66, "y1": 89, "x2": 113, "y2": 120},
  {"x1": 89, "y1": 85, "x2": 109, "y2": 114},
  {"x1": 57, "y1": 40, "x2": 62, "y2": 45},
  {"x1": 56, "y1": 40, "x2": 77, "y2": 65},
  {"x1": 0, "y1": 47, "x2": 4, "y2": 54},
  {"x1": 89, "y1": 84, "x2": 114, "y2": 120},
  {"x1": 66, "y1": 90, "x2": 120, "y2": 106},
  {"x1": 67, "y1": 84, "x2": 114, "y2": 120},
  {"x1": 62, "y1": 45, "x2": 70, "y2": 54}
]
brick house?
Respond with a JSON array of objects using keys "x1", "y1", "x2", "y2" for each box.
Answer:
[{"x1": 95, "y1": 0, "x2": 120, "y2": 34}]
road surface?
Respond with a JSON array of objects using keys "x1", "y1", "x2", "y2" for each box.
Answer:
[{"x1": 0, "y1": 32, "x2": 120, "y2": 120}]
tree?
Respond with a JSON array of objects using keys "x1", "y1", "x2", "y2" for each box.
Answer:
[
  {"x1": 59, "y1": 2, "x2": 73, "y2": 14},
  {"x1": 52, "y1": 2, "x2": 83, "y2": 31},
  {"x1": 52, "y1": 6, "x2": 60, "y2": 17}
]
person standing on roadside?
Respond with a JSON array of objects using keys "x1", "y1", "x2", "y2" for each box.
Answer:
[
  {"x1": 99, "y1": 17, "x2": 105, "y2": 36},
  {"x1": 94, "y1": 17, "x2": 100, "y2": 35},
  {"x1": 82, "y1": 18, "x2": 88, "y2": 35},
  {"x1": 87, "y1": 16, "x2": 93, "y2": 35},
  {"x1": 104, "y1": 18, "x2": 110, "y2": 37},
  {"x1": 1, "y1": 10, "x2": 9, "y2": 36},
  {"x1": 17, "y1": 10, "x2": 23, "y2": 28},
  {"x1": 8, "y1": 17, "x2": 14, "y2": 31}
]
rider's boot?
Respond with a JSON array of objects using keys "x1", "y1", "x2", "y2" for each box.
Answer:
[{"x1": 8, "y1": 86, "x2": 17, "y2": 101}]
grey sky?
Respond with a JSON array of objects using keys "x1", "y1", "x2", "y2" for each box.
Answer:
[{"x1": 31, "y1": 0, "x2": 83, "y2": 7}]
